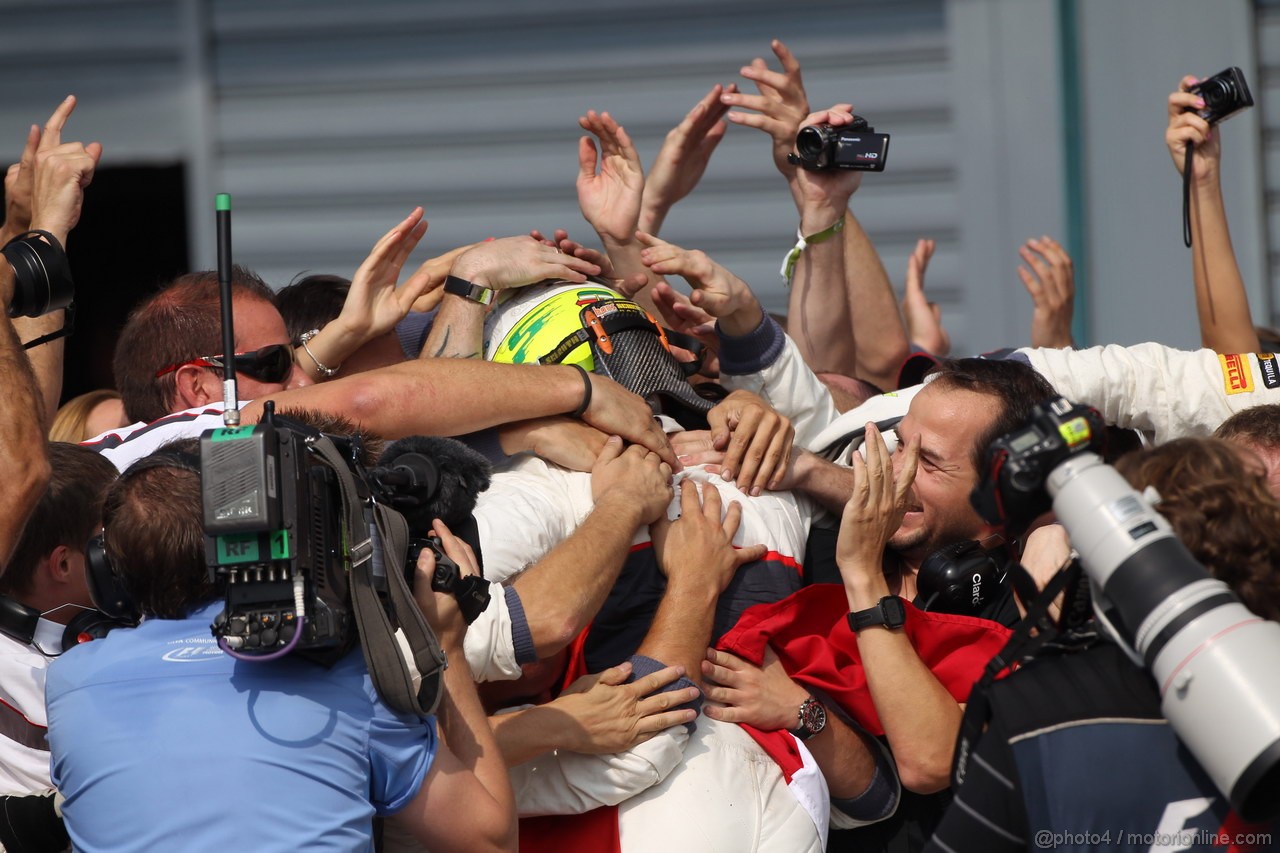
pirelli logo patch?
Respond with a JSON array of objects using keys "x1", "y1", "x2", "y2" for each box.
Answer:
[
  {"x1": 1219, "y1": 353, "x2": 1255, "y2": 395},
  {"x1": 1259, "y1": 353, "x2": 1280, "y2": 390}
]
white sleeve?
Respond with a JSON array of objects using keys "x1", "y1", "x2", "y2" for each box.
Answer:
[
  {"x1": 720, "y1": 335, "x2": 841, "y2": 451},
  {"x1": 461, "y1": 583, "x2": 522, "y2": 683},
  {"x1": 1022, "y1": 344, "x2": 1280, "y2": 444},
  {"x1": 509, "y1": 726, "x2": 691, "y2": 816}
]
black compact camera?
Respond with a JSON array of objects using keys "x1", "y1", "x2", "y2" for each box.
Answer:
[
  {"x1": 788, "y1": 116, "x2": 890, "y2": 172},
  {"x1": 406, "y1": 537, "x2": 491, "y2": 625},
  {"x1": 970, "y1": 397, "x2": 1107, "y2": 534},
  {"x1": 1188, "y1": 66, "x2": 1253, "y2": 125}
]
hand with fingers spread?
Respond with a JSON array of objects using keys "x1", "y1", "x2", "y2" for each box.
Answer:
[
  {"x1": 553, "y1": 662, "x2": 700, "y2": 754},
  {"x1": 722, "y1": 39, "x2": 811, "y2": 182},
  {"x1": 901, "y1": 238, "x2": 951, "y2": 357},
  {"x1": 701, "y1": 646, "x2": 809, "y2": 730},
  {"x1": 27, "y1": 95, "x2": 103, "y2": 247},
  {"x1": 450, "y1": 234, "x2": 600, "y2": 291},
  {"x1": 641, "y1": 83, "x2": 737, "y2": 235},
  {"x1": 1166, "y1": 75, "x2": 1221, "y2": 186},
  {"x1": 650, "y1": 480, "x2": 767, "y2": 593},
  {"x1": 636, "y1": 231, "x2": 762, "y2": 336},
  {"x1": 412, "y1": 517, "x2": 483, "y2": 652},
  {"x1": 649, "y1": 280, "x2": 721, "y2": 374},
  {"x1": 590, "y1": 435, "x2": 675, "y2": 524},
  {"x1": 705, "y1": 390, "x2": 794, "y2": 496},
  {"x1": 836, "y1": 423, "x2": 921, "y2": 583},
  {"x1": 295, "y1": 208, "x2": 433, "y2": 379},
  {"x1": 1017, "y1": 235, "x2": 1076, "y2": 349},
  {"x1": 577, "y1": 110, "x2": 646, "y2": 245}
]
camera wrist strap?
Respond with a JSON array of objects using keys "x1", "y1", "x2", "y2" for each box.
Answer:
[
  {"x1": 1182, "y1": 144, "x2": 1195, "y2": 248},
  {"x1": 780, "y1": 215, "x2": 845, "y2": 285},
  {"x1": 312, "y1": 436, "x2": 446, "y2": 716}
]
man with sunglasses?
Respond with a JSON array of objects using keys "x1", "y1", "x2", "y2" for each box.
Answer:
[{"x1": 90, "y1": 266, "x2": 674, "y2": 474}]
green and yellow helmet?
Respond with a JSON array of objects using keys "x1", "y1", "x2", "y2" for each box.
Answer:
[{"x1": 483, "y1": 280, "x2": 715, "y2": 427}]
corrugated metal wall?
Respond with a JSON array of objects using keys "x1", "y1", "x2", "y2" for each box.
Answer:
[
  {"x1": 1259, "y1": 0, "x2": 1280, "y2": 324},
  {"x1": 209, "y1": 0, "x2": 954, "y2": 327}
]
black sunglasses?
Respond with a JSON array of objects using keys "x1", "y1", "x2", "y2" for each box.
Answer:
[{"x1": 155, "y1": 344, "x2": 295, "y2": 384}]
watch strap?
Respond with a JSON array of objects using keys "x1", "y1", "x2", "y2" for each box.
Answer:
[
  {"x1": 848, "y1": 595, "x2": 907, "y2": 633},
  {"x1": 789, "y1": 696, "x2": 827, "y2": 742},
  {"x1": 444, "y1": 275, "x2": 495, "y2": 307}
]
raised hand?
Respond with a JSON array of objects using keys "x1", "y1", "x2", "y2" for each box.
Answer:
[
  {"x1": 640, "y1": 83, "x2": 737, "y2": 234},
  {"x1": 636, "y1": 231, "x2": 761, "y2": 335},
  {"x1": 1, "y1": 125, "x2": 41, "y2": 245},
  {"x1": 791, "y1": 105, "x2": 863, "y2": 219},
  {"x1": 722, "y1": 39, "x2": 811, "y2": 180},
  {"x1": 900, "y1": 238, "x2": 951, "y2": 356},
  {"x1": 1166, "y1": 75, "x2": 1220, "y2": 186},
  {"x1": 29, "y1": 95, "x2": 103, "y2": 246},
  {"x1": 577, "y1": 110, "x2": 645, "y2": 244},
  {"x1": 335, "y1": 208, "x2": 431, "y2": 340},
  {"x1": 1017, "y1": 235, "x2": 1076, "y2": 349},
  {"x1": 529, "y1": 228, "x2": 616, "y2": 279}
]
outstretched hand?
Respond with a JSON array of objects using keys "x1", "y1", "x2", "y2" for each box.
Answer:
[
  {"x1": 641, "y1": 83, "x2": 737, "y2": 234},
  {"x1": 901, "y1": 238, "x2": 951, "y2": 356},
  {"x1": 451, "y1": 234, "x2": 600, "y2": 290},
  {"x1": 333, "y1": 208, "x2": 432, "y2": 343},
  {"x1": 555, "y1": 662, "x2": 699, "y2": 754},
  {"x1": 722, "y1": 39, "x2": 811, "y2": 180},
  {"x1": 636, "y1": 231, "x2": 761, "y2": 335},
  {"x1": 1017, "y1": 235, "x2": 1075, "y2": 349},
  {"x1": 577, "y1": 110, "x2": 645, "y2": 244}
]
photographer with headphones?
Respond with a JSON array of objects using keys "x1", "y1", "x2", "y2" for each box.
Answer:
[
  {"x1": 45, "y1": 444, "x2": 515, "y2": 852},
  {"x1": 0, "y1": 444, "x2": 117, "y2": 852}
]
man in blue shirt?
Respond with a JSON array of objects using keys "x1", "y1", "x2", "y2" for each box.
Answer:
[{"x1": 45, "y1": 448, "x2": 515, "y2": 852}]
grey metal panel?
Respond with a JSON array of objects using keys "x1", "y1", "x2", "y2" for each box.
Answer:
[
  {"x1": 1259, "y1": 2, "x2": 1280, "y2": 326},
  {"x1": 207, "y1": 0, "x2": 957, "y2": 348},
  {"x1": 0, "y1": 0, "x2": 185, "y2": 165}
]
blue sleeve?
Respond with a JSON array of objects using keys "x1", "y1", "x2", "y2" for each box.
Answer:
[
  {"x1": 453, "y1": 428, "x2": 515, "y2": 466},
  {"x1": 716, "y1": 312, "x2": 786, "y2": 376},
  {"x1": 366, "y1": 697, "x2": 438, "y2": 815},
  {"x1": 505, "y1": 586, "x2": 538, "y2": 666},
  {"x1": 627, "y1": 654, "x2": 702, "y2": 728}
]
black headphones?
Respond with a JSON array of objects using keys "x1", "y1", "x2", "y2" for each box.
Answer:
[
  {"x1": 0, "y1": 592, "x2": 130, "y2": 654},
  {"x1": 85, "y1": 449, "x2": 204, "y2": 625},
  {"x1": 916, "y1": 539, "x2": 1010, "y2": 616}
]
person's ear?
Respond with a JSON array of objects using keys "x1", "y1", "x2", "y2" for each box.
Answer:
[
  {"x1": 173, "y1": 364, "x2": 216, "y2": 409},
  {"x1": 47, "y1": 544, "x2": 72, "y2": 582}
]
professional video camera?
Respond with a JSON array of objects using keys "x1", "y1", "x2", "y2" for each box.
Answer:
[
  {"x1": 788, "y1": 115, "x2": 890, "y2": 172},
  {"x1": 968, "y1": 396, "x2": 1280, "y2": 821},
  {"x1": 199, "y1": 404, "x2": 491, "y2": 713}
]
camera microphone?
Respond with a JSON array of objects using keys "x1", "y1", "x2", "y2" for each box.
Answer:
[{"x1": 372, "y1": 436, "x2": 492, "y2": 530}]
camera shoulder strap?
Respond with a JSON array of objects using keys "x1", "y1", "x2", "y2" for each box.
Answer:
[{"x1": 310, "y1": 436, "x2": 446, "y2": 717}]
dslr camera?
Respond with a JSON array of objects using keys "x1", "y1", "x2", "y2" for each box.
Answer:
[
  {"x1": 1188, "y1": 66, "x2": 1253, "y2": 125},
  {"x1": 789, "y1": 116, "x2": 890, "y2": 172}
]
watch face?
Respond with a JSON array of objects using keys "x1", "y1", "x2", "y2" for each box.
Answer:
[
  {"x1": 799, "y1": 698, "x2": 827, "y2": 734},
  {"x1": 882, "y1": 595, "x2": 907, "y2": 627}
]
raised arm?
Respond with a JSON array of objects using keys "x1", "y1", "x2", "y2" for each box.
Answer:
[
  {"x1": 900, "y1": 238, "x2": 951, "y2": 357},
  {"x1": 1167, "y1": 74, "x2": 1259, "y2": 354},
  {"x1": 9, "y1": 96, "x2": 101, "y2": 424},
  {"x1": 1017, "y1": 235, "x2": 1076, "y2": 349},
  {"x1": 639, "y1": 83, "x2": 736, "y2": 236}
]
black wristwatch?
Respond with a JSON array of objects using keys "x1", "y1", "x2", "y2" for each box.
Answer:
[
  {"x1": 443, "y1": 275, "x2": 495, "y2": 307},
  {"x1": 848, "y1": 595, "x2": 907, "y2": 633},
  {"x1": 789, "y1": 696, "x2": 827, "y2": 742}
]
